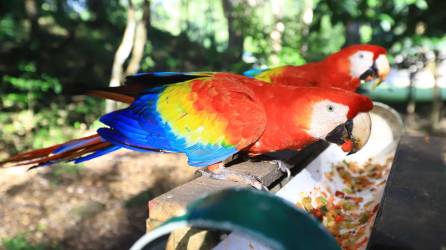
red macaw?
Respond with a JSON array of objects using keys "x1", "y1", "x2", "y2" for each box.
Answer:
[
  {"x1": 1, "y1": 73, "x2": 373, "y2": 189},
  {"x1": 86, "y1": 44, "x2": 389, "y2": 105},
  {"x1": 246, "y1": 44, "x2": 390, "y2": 91}
]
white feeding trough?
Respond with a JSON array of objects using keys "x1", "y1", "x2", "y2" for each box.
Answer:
[{"x1": 214, "y1": 102, "x2": 404, "y2": 250}]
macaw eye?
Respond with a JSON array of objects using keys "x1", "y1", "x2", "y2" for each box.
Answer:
[
  {"x1": 327, "y1": 105, "x2": 334, "y2": 112},
  {"x1": 359, "y1": 53, "x2": 364, "y2": 59}
]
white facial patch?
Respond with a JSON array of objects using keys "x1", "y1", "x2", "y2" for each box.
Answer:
[
  {"x1": 307, "y1": 100, "x2": 349, "y2": 139},
  {"x1": 349, "y1": 51, "x2": 374, "y2": 78}
]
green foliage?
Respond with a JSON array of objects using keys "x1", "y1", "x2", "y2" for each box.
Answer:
[
  {"x1": 0, "y1": 62, "x2": 103, "y2": 156},
  {"x1": 0, "y1": 0, "x2": 444, "y2": 157},
  {"x1": 2, "y1": 235, "x2": 60, "y2": 250},
  {"x1": 307, "y1": 14, "x2": 346, "y2": 61},
  {"x1": 2, "y1": 62, "x2": 62, "y2": 110},
  {"x1": 0, "y1": 97, "x2": 103, "y2": 156}
]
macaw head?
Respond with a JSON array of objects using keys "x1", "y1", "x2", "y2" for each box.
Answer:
[
  {"x1": 329, "y1": 44, "x2": 390, "y2": 88},
  {"x1": 296, "y1": 88, "x2": 373, "y2": 154}
]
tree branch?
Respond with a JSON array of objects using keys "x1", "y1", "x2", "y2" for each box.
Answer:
[
  {"x1": 109, "y1": 1, "x2": 137, "y2": 88},
  {"x1": 126, "y1": 0, "x2": 150, "y2": 75},
  {"x1": 106, "y1": 0, "x2": 137, "y2": 112}
]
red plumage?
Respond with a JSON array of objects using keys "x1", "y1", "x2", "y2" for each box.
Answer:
[
  {"x1": 2, "y1": 73, "x2": 373, "y2": 169},
  {"x1": 255, "y1": 44, "x2": 389, "y2": 91}
]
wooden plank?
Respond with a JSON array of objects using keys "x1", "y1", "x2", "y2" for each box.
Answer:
[
  {"x1": 368, "y1": 135, "x2": 446, "y2": 250},
  {"x1": 145, "y1": 141, "x2": 328, "y2": 250},
  {"x1": 147, "y1": 141, "x2": 327, "y2": 224}
]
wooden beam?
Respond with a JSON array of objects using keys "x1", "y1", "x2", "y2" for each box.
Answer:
[{"x1": 145, "y1": 141, "x2": 328, "y2": 249}]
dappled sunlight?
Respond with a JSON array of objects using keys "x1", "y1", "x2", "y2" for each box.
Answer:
[{"x1": 0, "y1": 152, "x2": 195, "y2": 250}]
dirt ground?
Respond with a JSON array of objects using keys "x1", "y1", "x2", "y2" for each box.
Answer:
[{"x1": 0, "y1": 150, "x2": 196, "y2": 250}]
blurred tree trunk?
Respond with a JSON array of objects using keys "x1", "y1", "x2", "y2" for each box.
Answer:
[
  {"x1": 107, "y1": 1, "x2": 136, "y2": 112},
  {"x1": 430, "y1": 50, "x2": 442, "y2": 132},
  {"x1": 300, "y1": 0, "x2": 313, "y2": 56},
  {"x1": 180, "y1": 0, "x2": 191, "y2": 31},
  {"x1": 126, "y1": 0, "x2": 150, "y2": 75},
  {"x1": 270, "y1": 0, "x2": 285, "y2": 66},
  {"x1": 24, "y1": 0, "x2": 39, "y2": 39},
  {"x1": 345, "y1": 21, "x2": 360, "y2": 46},
  {"x1": 107, "y1": 0, "x2": 150, "y2": 112},
  {"x1": 222, "y1": 0, "x2": 244, "y2": 63},
  {"x1": 24, "y1": 0, "x2": 40, "y2": 111},
  {"x1": 405, "y1": 65, "x2": 419, "y2": 130},
  {"x1": 87, "y1": 0, "x2": 108, "y2": 27}
]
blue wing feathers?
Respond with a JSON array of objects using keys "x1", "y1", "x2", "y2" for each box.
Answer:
[
  {"x1": 95, "y1": 83, "x2": 239, "y2": 166},
  {"x1": 243, "y1": 68, "x2": 266, "y2": 78},
  {"x1": 185, "y1": 146, "x2": 237, "y2": 166},
  {"x1": 98, "y1": 90, "x2": 179, "y2": 152},
  {"x1": 100, "y1": 110, "x2": 148, "y2": 138},
  {"x1": 74, "y1": 145, "x2": 121, "y2": 163},
  {"x1": 53, "y1": 137, "x2": 102, "y2": 154},
  {"x1": 97, "y1": 128, "x2": 165, "y2": 153}
]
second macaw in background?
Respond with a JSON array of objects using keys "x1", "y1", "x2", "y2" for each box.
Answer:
[
  {"x1": 245, "y1": 44, "x2": 390, "y2": 91},
  {"x1": 1, "y1": 73, "x2": 373, "y2": 189},
  {"x1": 86, "y1": 44, "x2": 390, "y2": 105}
]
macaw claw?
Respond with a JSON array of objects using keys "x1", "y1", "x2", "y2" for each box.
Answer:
[
  {"x1": 268, "y1": 160, "x2": 291, "y2": 179},
  {"x1": 197, "y1": 168, "x2": 268, "y2": 191}
]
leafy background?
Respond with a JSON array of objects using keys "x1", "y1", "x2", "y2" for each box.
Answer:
[
  {"x1": 1, "y1": 0, "x2": 445, "y2": 157},
  {"x1": 0, "y1": 0, "x2": 445, "y2": 249}
]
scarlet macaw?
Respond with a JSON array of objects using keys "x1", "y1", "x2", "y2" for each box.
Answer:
[
  {"x1": 246, "y1": 44, "x2": 390, "y2": 91},
  {"x1": 87, "y1": 44, "x2": 390, "y2": 105},
  {"x1": 2, "y1": 73, "x2": 373, "y2": 189}
]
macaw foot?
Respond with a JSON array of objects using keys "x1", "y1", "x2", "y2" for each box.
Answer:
[
  {"x1": 268, "y1": 160, "x2": 291, "y2": 179},
  {"x1": 198, "y1": 163, "x2": 268, "y2": 191}
]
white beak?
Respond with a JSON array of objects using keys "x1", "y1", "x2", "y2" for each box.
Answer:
[{"x1": 350, "y1": 112, "x2": 372, "y2": 153}]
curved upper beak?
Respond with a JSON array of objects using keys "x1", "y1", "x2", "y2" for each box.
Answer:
[
  {"x1": 359, "y1": 54, "x2": 390, "y2": 89},
  {"x1": 325, "y1": 112, "x2": 372, "y2": 154}
]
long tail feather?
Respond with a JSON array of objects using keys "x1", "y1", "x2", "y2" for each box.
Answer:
[
  {"x1": 0, "y1": 134, "x2": 118, "y2": 168},
  {"x1": 87, "y1": 89, "x2": 136, "y2": 104}
]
